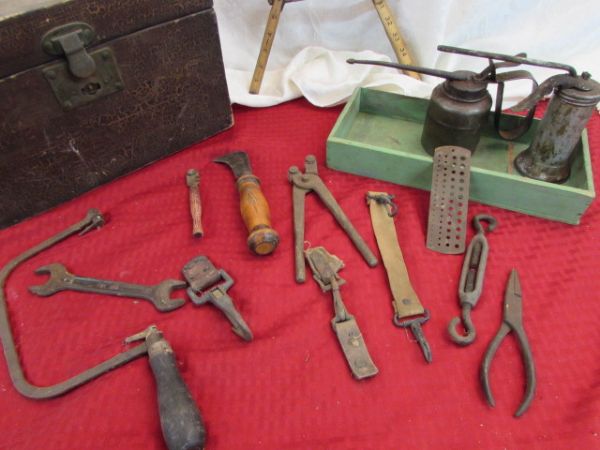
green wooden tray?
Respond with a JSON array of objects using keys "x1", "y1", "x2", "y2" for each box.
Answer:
[{"x1": 326, "y1": 88, "x2": 595, "y2": 225}]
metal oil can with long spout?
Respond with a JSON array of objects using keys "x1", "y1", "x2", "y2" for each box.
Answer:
[
  {"x1": 348, "y1": 45, "x2": 543, "y2": 155},
  {"x1": 513, "y1": 71, "x2": 600, "y2": 183}
]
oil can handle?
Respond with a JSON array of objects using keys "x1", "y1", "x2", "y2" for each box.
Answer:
[{"x1": 493, "y1": 69, "x2": 539, "y2": 140}]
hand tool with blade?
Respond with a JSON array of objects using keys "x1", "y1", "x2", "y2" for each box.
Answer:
[
  {"x1": 249, "y1": 0, "x2": 304, "y2": 94},
  {"x1": 0, "y1": 210, "x2": 206, "y2": 449},
  {"x1": 366, "y1": 192, "x2": 432, "y2": 363},
  {"x1": 371, "y1": 0, "x2": 420, "y2": 80},
  {"x1": 183, "y1": 256, "x2": 253, "y2": 341},
  {"x1": 480, "y1": 269, "x2": 536, "y2": 417},
  {"x1": 288, "y1": 154, "x2": 378, "y2": 283},
  {"x1": 305, "y1": 246, "x2": 378, "y2": 380},
  {"x1": 448, "y1": 214, "x2": 497, "y2": 345},
  {"x1": 29, "y1": 262, "x2": 186, "y2": 312},
  {"x1": 186, "y1": 168, "x2": 204, "y2": 238},
  {"x1": 215, "y1": 151, "x2": 279, "y2": 256}
]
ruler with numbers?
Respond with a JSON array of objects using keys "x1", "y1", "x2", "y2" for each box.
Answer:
[
  {"x1": 372, "y1": 0, "x2": 421, "y2": 80},
  {"x1": 249, "y1": 0, "x2": 303, "y2": 94}
]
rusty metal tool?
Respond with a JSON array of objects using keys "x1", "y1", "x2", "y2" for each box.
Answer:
[
  {"x1": 371, "y1": 0, "x2": 420, "y2": 80},
  {"x1": 288, "y1": 155, "x2": 378, "y2": 283},
  {"x1": 448, "y1": 215, "x2": 497, "y2": 346},
  {"x1": 481, "y1": 269, "x2": 536, "y2": 417},
  {"x1": 182, "y1": 256, "x2": 253, "y2": 342},
  {"x1": 0, "y1": 210, "x2": 206, "y2": 449},
  {"x1": 366, "y1": 192, "x2": 432, "y2": 363},
  {"x1": 29, "y1": 263, "x2": 186, "y2": 312},
  {"x1": 305, "y1": 246, "x2": 378, "y2": 380},
  {"x1": 249, "y1": 0, "x2": 304, "y2": 94},
  {"x1": 186, "y1": 168, "x2": 204, "y2": 238},
  {"x1": 214, "y1": 151, "x2": 279, "y2": 256},
  {"x1": 427, "y1": 146, "x2": 472, "y2": 254}
]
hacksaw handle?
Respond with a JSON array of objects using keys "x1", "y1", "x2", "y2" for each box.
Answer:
[
  {"x1": 238, "y1": 175, "x2": 280, "y2": 255},
  {"x1": 147, "y1": 331, "x2": 206, "y2": 450}
]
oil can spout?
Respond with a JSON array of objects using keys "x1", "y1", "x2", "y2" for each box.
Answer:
[{"x1": 346, "y1": 58, "x2": 470, "y2": 81}]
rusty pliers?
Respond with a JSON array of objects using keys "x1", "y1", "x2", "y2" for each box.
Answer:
[
  {"x1": 288, "y1": 155, "x2": 378, "y2": 283},
  {"x1": 481, "y1": 269, "x2": 536, "y2": 417}
]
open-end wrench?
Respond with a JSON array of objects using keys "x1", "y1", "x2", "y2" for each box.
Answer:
[{"x1": 29, "y1": 263, "x2": 186, "y2": 312}]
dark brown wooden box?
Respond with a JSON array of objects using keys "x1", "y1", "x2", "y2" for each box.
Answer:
[{"x1": 0, "y1": 0, "x2": 233, "y2": 229}]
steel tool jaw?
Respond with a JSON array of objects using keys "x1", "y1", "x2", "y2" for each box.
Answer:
[
  {"x1": 503, "y1": 269, "x2": 523, "y2": 327},
  {"x1": 214, "y1": 151, "x2": 252, "y2": 178}
]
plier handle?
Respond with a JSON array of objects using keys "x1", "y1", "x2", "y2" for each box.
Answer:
[{"x1": 480, "y1": 269, "x2": 536, "y2": 417}]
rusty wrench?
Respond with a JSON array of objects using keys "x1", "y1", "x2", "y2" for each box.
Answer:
[
  {"x1": 29, "y1": 263, "x2": 186, "y2": 312},
  {"x1": 288, "y1": 155, "x2": 378, "y2": 283}
]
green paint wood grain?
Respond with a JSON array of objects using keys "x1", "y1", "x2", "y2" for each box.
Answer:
[{"x1": 327, "y1": 88, "x2": 595, "y2": 225}]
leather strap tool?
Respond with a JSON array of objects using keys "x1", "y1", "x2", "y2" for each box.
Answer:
[
  {"x1": 182, "y1": 256, "x2": 253, "y2": 342},
  {"x1": 214, "y1": 151, "x2": 279, "y2": 256},
  {"x1": 0, "y1": 210, "x2": 205, "y2": 449},
  {"x1": 448, "y1": 214, "x2": 497, "y2": 346},
  {"x1": 371, "y1": 0, "x2": 420, "y2": 80},
  {"x1": 249, "y1": 0, "x2": 304, "y2": 94},
  {"x1": 366, "y1": 192, "x2": 432, "y2": 363},
  {"x1": 426, "y1": 146, "x2": 472, "y2": 254},
  {"x1": 481, "y1": 269, "x2": 536, "y2": 417},
  {"x1": 305, "y1": 246, "x2": 378, "y2": 380},
  {"x1": 288, "y1": 154, "x2": 378, "y2": 283}
]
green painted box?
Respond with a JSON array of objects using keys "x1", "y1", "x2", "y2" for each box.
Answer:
[{"x1": 326, "y1": 88, "x2": 595, "y2": 225}]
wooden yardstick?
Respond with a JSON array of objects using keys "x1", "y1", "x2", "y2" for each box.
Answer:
[
  {"x1": 249, "y1": 0, "x2": 303, "y2": 94},
  {"x1": 372, "y1": 0, "x2": 421, "y2": 80}
]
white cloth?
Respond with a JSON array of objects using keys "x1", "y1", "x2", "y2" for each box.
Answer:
[{"x1": 214, "y1": 0, "x2": 600, "y2": 109}]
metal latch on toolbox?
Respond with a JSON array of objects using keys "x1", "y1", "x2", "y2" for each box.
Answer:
[{"x1": 41, "y1": 21, "x2": 124, "y2": 109}]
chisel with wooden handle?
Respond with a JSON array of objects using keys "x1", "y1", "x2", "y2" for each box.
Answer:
[{"x1": 215, "y1": 151, "x2": 279, "y2": 256}]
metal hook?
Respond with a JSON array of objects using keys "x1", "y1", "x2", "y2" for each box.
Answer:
[
  {"x1": 448, "y1": 304, "x2": 476, "y2": 345},
  {"x1": 473, "y1": 214, "x2": 497, "y2": 235}
]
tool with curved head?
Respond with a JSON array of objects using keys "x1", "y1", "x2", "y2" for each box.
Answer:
[
  {"x1": 215, "y1": 151, "x2": 279, "y2": 256},
  {"x1": 29, "y1": 263, "x2": 186, "y2": 312},
  {"x1": 480, "y1": 269, "x2": 536, "y2": 417},
  {"x1": 448, "y1": 214, "x2": 497, "y2": 345},
  {"x1": 289, "y1": 155, "x2": 378, "y2": 283}
]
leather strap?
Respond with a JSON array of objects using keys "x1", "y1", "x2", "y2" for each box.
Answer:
[{"x1": 367, "y1": 192, "x2": 424, "y2": 318}]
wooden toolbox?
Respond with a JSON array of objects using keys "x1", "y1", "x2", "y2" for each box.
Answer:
[
  {"x1": 0, "y1": 0, "x2": 233, "y2": 229},
  {"x1": 327, "y1": 88, "x2": 595, "y2": 225}
]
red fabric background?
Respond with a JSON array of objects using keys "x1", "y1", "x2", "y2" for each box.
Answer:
[{"x1": 0, "y1": 99, "x2": 598, "y2": 450}]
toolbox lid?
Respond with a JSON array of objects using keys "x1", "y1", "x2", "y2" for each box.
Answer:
[{"x1": 0, "y1": 0, "x2": 213, "y2": 79}]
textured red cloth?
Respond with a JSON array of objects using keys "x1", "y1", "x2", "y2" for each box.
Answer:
[{"x1": 0, "y1": 99, "x2": 598, "y2": 450}]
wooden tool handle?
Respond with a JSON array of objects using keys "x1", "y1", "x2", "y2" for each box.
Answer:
[
  {"x1": 238, "y1": 175, "x2": 279, "y2": 255},
  {"x1": 147, "y1": 332, "x2": 205, "y2": 450}
]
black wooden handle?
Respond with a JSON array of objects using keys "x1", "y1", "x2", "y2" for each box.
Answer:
[{"x1": 147, "y1": 332, "x2": 205, "y2": 450}]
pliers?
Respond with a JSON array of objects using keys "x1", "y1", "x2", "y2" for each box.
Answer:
[
  {"x1": 288, "y1": 155, "x2": 378, "y2": 283},
  {"x1": 480, "y1": 269, "x2": 536, "y2": 417}
]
